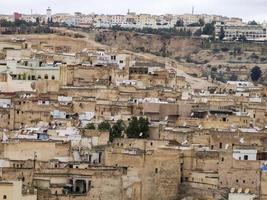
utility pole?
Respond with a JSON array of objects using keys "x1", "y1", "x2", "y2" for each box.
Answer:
[{"x1": 33, "y1": 152, "x2": 37, "y2": 169}]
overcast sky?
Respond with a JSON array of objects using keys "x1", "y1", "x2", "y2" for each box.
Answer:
[{"x1": 1, "y1": 0, "x2": 267, "y2": 22}]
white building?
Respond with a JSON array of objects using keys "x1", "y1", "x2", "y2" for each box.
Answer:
[
  {"x1": 215, "y1": 22, "x2": 267, "y2": 41},
  {"x1": 233, "y1": 149, "x2": 257, "y2": 161}
]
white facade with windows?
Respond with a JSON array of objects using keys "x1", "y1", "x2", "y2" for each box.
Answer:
[
  {"x1": 233, "y1": 149, "x2": 257, "y2": 161},
  {"x1": 215, "y1": 23, "x2": 267, "y2": 41}
]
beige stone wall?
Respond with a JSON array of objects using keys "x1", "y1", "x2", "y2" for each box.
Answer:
[
  {"x1": 177, "y1": 114, "x2": 251, "y2": 129},
  {"x1": 36, "y1": 80, "x2": 60, "y2": 93},
  {"x1": 3, "y1": 140, "x2": 70, "y2": 162},
  {"x1": 0, "y1": 181, "x2": 34, "y2": 200},
  {"x1": 33, "y1": 168, "x2": 124, "y2": 200},
  {"x1": 1, "y1": 168, "x2": 34, "y2": 186},
  {"x1": 261, "y1": 171, "x2": 267, "y2": 199},
  {"x1": 105, "y1": 139, "x2": 181, "y2": 200},
  {"x1": 218, "y1": 151, "x2": 261, "y2": 194}
]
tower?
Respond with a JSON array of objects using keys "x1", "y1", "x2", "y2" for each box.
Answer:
[{"x1": 46, "y1": 7, "x2": 52, "y2": 22}]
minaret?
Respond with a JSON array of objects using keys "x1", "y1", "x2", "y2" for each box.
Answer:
[{"x1": 46, "y1": 7, "x2": 52, "y2": 22}]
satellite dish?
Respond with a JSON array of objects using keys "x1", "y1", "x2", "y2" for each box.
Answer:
[
  {"x1": 244, "y1": 188, "x2": 250, "y2": 194},
  {"x1": 230, "y1": 188, "x2": 235, "y2": 193}
]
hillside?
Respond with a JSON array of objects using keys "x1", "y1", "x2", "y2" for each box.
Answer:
[{"x1": 95, "y1": 30, "x2": 204, "y2": 58}]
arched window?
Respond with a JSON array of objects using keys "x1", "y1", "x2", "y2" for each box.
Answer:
[
  {"x1": 51, "y1": 75, "x2": 55, "y2": 80},
  {"x1": 44, "y1": 74, "x2": 49, "y2": 80}
]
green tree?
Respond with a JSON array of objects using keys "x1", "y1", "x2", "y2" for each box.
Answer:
[
  {"x1": 98, "y1": 121, "x2": 111, "y2": 131},
  {"x1": 138, "y1": 117, "x2": 149, "y2": 137},
  {"x1": 126, "y1": 117, "x2": 149, "y2": 139},
  {"x1": 238, "y1": 34, "x2": 247, "y2": 42},
  {"x1": 202, "y1": 23, "x2": 215, "y2": 35},
  {"x1": 85, "y1": 123, "x2": 95, "y2": 130},
  {"x1": 110, "y1": 120, "x2": 125, "y2": 142},
  {"x1": 248, "y1": 20, "x2": 258, "y2": 25},
  {"x1": 175, "y1": 19, "x2": 184, "y2": 27},
  {"x1": 211, "y1": 67, "x2": 217, "y2": 72},
  {"x1": 219, "y1": 26, "x2": 225, "y2": 41},
  {"x1": 193, "y1": 29, "x2": 202, "y2": 36},
  {"x1": 36, "y1": 17, "x2": 40, "y2": 25},
  {"x1": 250, "y1": 66, "x2": 262, "y2": 82},
  {"x1": 199, "y1": 18, "x2": 205, "y2": 26},
  {"x1": 229, "y1": 74, "x2": 238, "y2": 81}
]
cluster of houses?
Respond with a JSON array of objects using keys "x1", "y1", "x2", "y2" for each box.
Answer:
[
  {"x1": 0, "y1": 33, "x2": 266, "y2": 200},
  {"x1": 2, "y1": 8, "x2": 267, "y2": 41}
]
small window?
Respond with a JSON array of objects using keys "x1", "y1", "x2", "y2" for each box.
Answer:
[
  {"x1": 150, "y1": 142, "x2": 153, "y2": 146},
  {"x1": 236, "y1": 179, "x2": 239, "y2": 183},
  {"x1": 155, "y1": 168, "x2": 158, "y2": 174},
  {"x1": 3, "y1": 195, "x2": 7, "y2": 199},
  {"x1": 219, "y1": 143, "x2": 222, "y2": 149},
  {"x1": 51, "y1": 75, "x2": 55, "y2": 80},
  {"x1": 244, "y1": 155, "x2": 248, "y2": 160},
  {"x1": 243, "y1": 180, "x2": 246, "y2": 183},
  {"x1": 44, "y1": 74, "x2": 49, "y2": 79},
  {"x1": 221, "y1": 157, "x2": 224, "y2": 162},
  {"x1": 223, "y1": 117, "x2": 226, "y2": 122}
]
